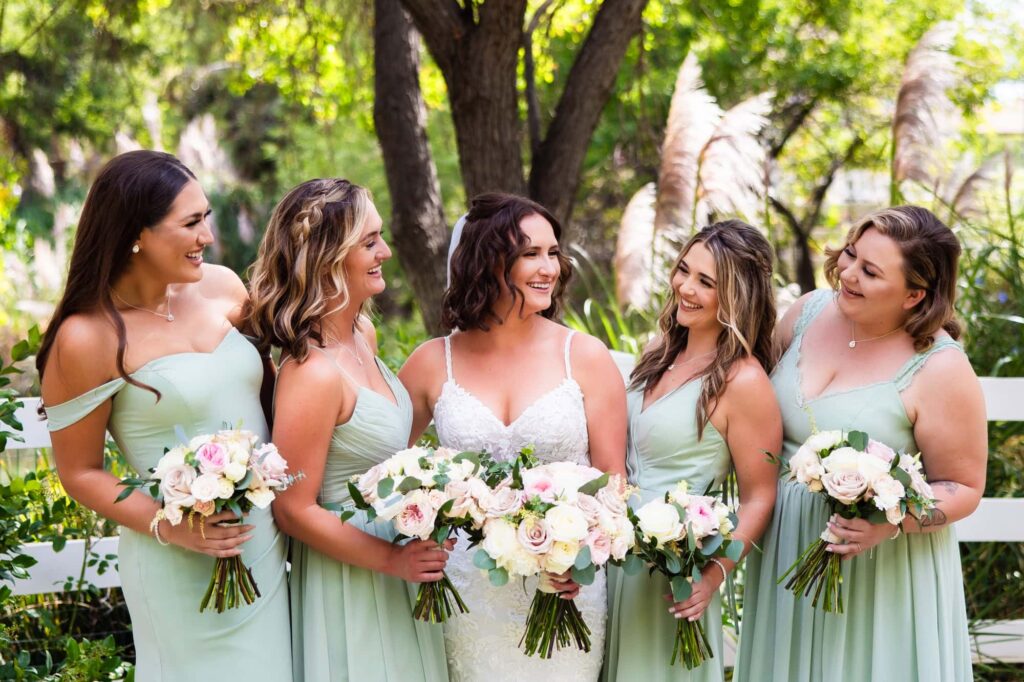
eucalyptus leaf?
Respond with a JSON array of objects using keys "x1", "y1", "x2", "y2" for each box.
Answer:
[
  {"x1": 622, "y1": 554, "x2": 644, "y2": 575},
  {"x1": 377, "y1": 477, "x2": 395, "y2": 499},
  {"x1": 572, "y1": 563, "x2": 596, "y2": 585},
  {"x1": 574, "y1": 544, "x2": 592, "y2": 570},
  {"x1": 578, "y1": 473, "x2": 609, "y2": 496},
  {"x1": 489, "y1": 567, "x2": 509, "y2": 587},
  {"x1": 700, "y1": 533, "x2": 724, "y2": 556},
  {"x1": 473, "y1": 549, "x2": 497, "y2": 570},
  {"x1": 397, "y1": 476, "x2": 422, "y2": 493},
  {"x1": 726, "y1": 539, "x2": 744, "y2": 562},
  {"x1": 847, "y1": 430, "x2": 869, "y2": 451},
  {"x1": 670, "y1": 575, "x2": 692, "y2": 602}
]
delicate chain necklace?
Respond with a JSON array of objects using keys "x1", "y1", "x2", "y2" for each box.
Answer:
[
  {"x1": 323, "y1": 334, "x2": 364, "y2": 366},
  {"x1": 848, "y1": 325, "x2": 901, "y2": 349},
  {"x1": 111, "y1": 290, "x2": 174, "y2": 322},
  {"x1": 668, "y1": 349, "x2": 715, "y2": 371}
]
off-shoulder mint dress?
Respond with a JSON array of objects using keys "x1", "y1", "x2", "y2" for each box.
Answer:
[
  {"x1": 735, "y1": 290, "x2": 972, "y2": 682},
  {"x1": 603, "y1": 379, "x2": 732, "y2": 682},
  {"x1": 286, "y1": 348, "x2": 448, "y2": 682},
  {"x1": 46, "y1": 328, "x2": 293, "y2": 681}
]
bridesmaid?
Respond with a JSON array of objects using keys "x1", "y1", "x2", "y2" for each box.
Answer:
[
  {"x1": 248, "y1": 178, "x2": 449, "y2": 682},
  {"x1": 38, "y1": 151, "x2": 293, "y2": 680},
  {"x1": 604, "y1": 220, "x2": 781, "y2": 681},
  {"x1": 735, "y1": 206, "x2": 987, "y2": 682}
]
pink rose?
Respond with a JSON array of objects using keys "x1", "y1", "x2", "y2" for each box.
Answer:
[
  {"x1": 159, "y1": 464, "x2": 197, "y2": 510},
  {"x1": 596, "y1": 482, "x2": 628, "y2": 516},
  {"x1": 685, "y1": 497, "x2": 719, "y2": 539},
  {"x1": 483, "y1": 485, "x2": 524, "y2": 518},
  {"x1": 195, "y1": 442, "x2": 228, "y2": 475},
  {"x1": 821, "y1": 471, "x2": 868, "y2": 505},
  {"x1": 583, "y1": 527, "x2": 612, "y2": 565},
  {"x1": 517, "y1": 517, "x2": 554, "y2": 555},
  {"x1": 522, "y1": 469, "x2": 557, "y2": 503},
  {"x1": 865, "y1": 439, "x2": 897, "y2": 465},
  {"x1": 576, "y1": 493, "x2": 605, "y2": 525},
  {"x1": 393, "y1": 490, "x2": 438, "y2": 539},
  {"x1": 252, "y1": 444, "x2": 289, "y2": 484}
]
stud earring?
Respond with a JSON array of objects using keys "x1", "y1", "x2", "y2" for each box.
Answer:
[{"x1": 132, "y1": 243, "x2": 140, "y2": 254}]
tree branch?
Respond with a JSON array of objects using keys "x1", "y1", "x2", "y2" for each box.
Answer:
[
  {"x1": 523, "y1": 0, "x2": 557, "y2": 159},
  {"x1": 767, "y1": 95, "x2": 818, "y2": 159},
  {"x1": 529, "y1": 0, "x2": 649, "y2": 229},
  {"x1": 399, "y1": 0, "x2": 466, "y2": 72}
]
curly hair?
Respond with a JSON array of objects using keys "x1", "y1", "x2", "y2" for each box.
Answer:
[
  {"x1": 823, "y1": 206, "x2": 962, "y2": 351},
  {"x1": 629, "y1": 220, "x2": 777, "y2": 439},
  {"x1": 442, "y1": 193, "x2": 572, "y2": 331},
  {"x1": 247, "y1": 178, "x2": 372, "y2": 362}
]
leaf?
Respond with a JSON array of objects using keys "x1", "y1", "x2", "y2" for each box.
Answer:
[
  {"x1": 473, "y1": 549, "x2": 497, "y2": 571},
  {"x1": 377, "y1": 477, "x2": 395, "y2": 499},
  {"x1": 847, "y1": 431, "x2": 869, "y2": 451},
  {"x1": 622, "y1": 554, "x2": 644, "y2": 575},
  {"x1": 892, "y1": 467, "x2": 912, "y2": 487},
  {"x1": 347, "y1": 482, "x2": 368, "y2": 508},
  {"x1": 687, "y1": 525, "x2": 697, "y2": 553},
  {"x1": 489, "y1": 567, "x2": 509, "y2": 587},
  {"x1": 433, "y1": 524, "x2": 451, "y2": 545},
  {"x1": 578, "y1": 473, "x2": 609, "y2": 497},
  {"x1": 670, "y1": 575, "x2": 692, "y2": 602},
  {"x1": 692, "y1": 564, "x2": 702, "y2": 583},
  {"x1": 726, "y1": 539, "x2": 744, "y2": 562},
  {"x1": 572, "y1": 563, "x2": 596, "y2": 586},
  {"x1": 574, "y1": 544, "x2": 592, "y2": 570},
  {"x1": 339, "y1": 510, "x2": 356, "y2": 523},
  {"x1": 114, "y1": 487, "x2": 135, "y2": 503},
  {"x1": 52, "y1": 535, "x2": 67, "y2": 552},
  {"x1": 699, "y1": 533, "x2": 724, "y2": 556},
  {"x1": 397, "y1": 476, "x2": 422, "y2": 493},
  {"x1": 663, "y1": 550, "x2": 681, "y2": 574},
  {"x1": 10, "y1": 340, "x2": 30, "y2": 362}
]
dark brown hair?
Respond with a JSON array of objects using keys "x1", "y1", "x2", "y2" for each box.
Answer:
[
  {"x1": 247, "y1": 178, "x2": 372, "y2": 362},
  {"x1": 823, "y1": 205, "x2": 962, "y2": 351},
  {"x1": 36, "y1": 150, "x2": 197, "y2": 401},
  {"x1": 442, "y1": 193, "x2": 572, "y2": 331},
  {"x1": 629, "y1": 220, "x2": 777, "y2": 439}
]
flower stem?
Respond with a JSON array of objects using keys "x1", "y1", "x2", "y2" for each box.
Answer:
[
  {"x1": 520, "y1": 590, "x2": 592, "y2": 658},
  {"x1": 412, "y1": 571, "x2": 469, "y2": 623}
]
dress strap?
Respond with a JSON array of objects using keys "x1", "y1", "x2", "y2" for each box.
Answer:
[
  {"x1": 793, "y1": 289, "x2": 833, "y2": 339},
  {"x1": 893, "y1": 336, "x2": 965, "y2": 392},
  {"x1": 310, "y1": 346, "x2": 361, "y2": 392},
  {"x1": 563, "y1": 330, "x2": 577, "y2": 381},
  {"x1": 443, "y1": 335, "x2": 454, "y2": 382},
  {"x1": 46, "y1": 377, "x2": 127, "y2": 432}
]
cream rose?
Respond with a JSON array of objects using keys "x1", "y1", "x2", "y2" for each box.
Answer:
[
  {"x1": 870, "y1": 474, "x2": 906, "y2": 511},
  {"x1": 583, "y1": 527, "x2": 612, "y2": 565},
  {"x1": 153, "y1": 447, "x2": 188, "y2": 480},
  {"x1": 805, "y1": 430, "x2": 845, "y2": 453},
  {"x1": 482, "y1": 485, "x2": 523, "y2": 518},
  {"x1": 191, "y1": 473, "x2": 225, "y2": 503},
  {"x1": 481, "y1": 518, "x2": 520, "y2": 562},
  {"x1": 543, "y1": 540, "x2": 580, "y2": 575},
  {"x1": 159, "y1": 464, "x2": 197, "y2": 508},
  {"x1": 445, "y1": 480, "x2": 487, "y2": 526},
  {"x1": 885, "y1": 505, "x2": 905, "y2": 526},
  {"x1": 820, "y1": 446, "x2": 861, "y2": 474},
  {"x1": 821, "y1": 470, "x2": 868, "y2": 505},
  {"x1": 356, "y1": 464, "x2": 387, "y2": 503},
  {"x1": 635, "y1": 500, "x2": 684, "y2": 545},
  {"x1": 222, "y1": 461, "x2": 247, "y2": 483},
  {"x1": 544, "y1": 504, "x2": 589, "y2": 543},
  {"x1": 245, "y1": 486, "x2": 275, "y2": 509},
  {"x1": 789, "y1": 445, "x2": 825, "y2": 490},
  {"x1": 517, "y1": 517, "x2": 554, "y2": 555},
  {"x1": 596, "y1": 484, "x2": 628, "y2": 516}
]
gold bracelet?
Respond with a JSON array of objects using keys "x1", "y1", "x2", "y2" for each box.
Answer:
[
  {"x1": 150, "y1": 509, "x2": 170, "y2": 546},
  {"x1": 709, "y1": 558, "x2": 728, "y2": 583}
]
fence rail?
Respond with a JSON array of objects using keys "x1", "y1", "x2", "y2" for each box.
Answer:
[{"x1": 4, "y1": 377, "x2": 1024, "y2": 663}]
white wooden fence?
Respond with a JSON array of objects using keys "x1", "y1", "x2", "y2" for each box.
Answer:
[{"x1": 4, "y1": 378, "x2": 1024, "y2": 664}]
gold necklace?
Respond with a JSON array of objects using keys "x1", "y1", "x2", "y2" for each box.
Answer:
[
  {"x1": 848, "y1": 325, "x2": 901, "y2": 348},
  {"x1": 112, "y1": 290, "x2": 173, "y2": 322},
  {"x1": 668, "y1": 349, "x2": 715, "y2": 371}
]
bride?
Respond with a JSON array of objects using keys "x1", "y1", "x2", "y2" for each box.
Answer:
[{"x1": 400, "y1": 193, "x2": 627, "y2": 681}]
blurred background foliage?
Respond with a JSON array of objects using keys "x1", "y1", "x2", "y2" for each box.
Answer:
[{"x1": 0, "y1": 0, "x2": 1021, "y2": 677}]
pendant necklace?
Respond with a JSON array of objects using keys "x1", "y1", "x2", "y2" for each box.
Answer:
[{"x1": 112, "y1": 290, "x2": 174, "y2": 322}]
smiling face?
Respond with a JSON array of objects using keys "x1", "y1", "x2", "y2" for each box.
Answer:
[
  {"x1": 670, "y1": 240, "x2": 722, "y2": 333},
  {"x1": 836, "y1": 227, "x2": 925, "y2": 322},
  {"x1": 503, "y1": 213, "x2": 561, "y2": 317},
  {"x1": 134, "y1": 179, "x2": 213, "y2": 284},
  {"x1": 342, "y1": 201, "x2": 391, "y2": 302}
]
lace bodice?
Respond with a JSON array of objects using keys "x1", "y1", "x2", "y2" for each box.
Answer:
[
  {"x1": 434, "y1": 330, "x2": 605, "y2": 681},
  {"x1": 433, "y1": 332, "x2": 590, "y2": 464}
]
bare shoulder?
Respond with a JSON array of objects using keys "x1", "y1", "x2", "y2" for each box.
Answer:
[
  {"x1": 197, "y1": 263, "x2": 247, "y2": 303},
  {"x1": 276, "y1": 350, "x2": 346, "y2": 399},
  {"x1": 777, "y1": 290, "x2": 819, "y2": 348},
  {"x1": 911, "y1": 340, "x2": 978, "y2": 394},
  {"x1": 567, "y1": 329, "x2": 614, "y2": 364},
  {"x1": 399, "y1": 336, "x2": 447, "y2": 385},
  {"x1": 42, "y1": 313, "x2": 118, "y2": 401},
  {"x1": 726, "y1": 356, "x2": 773, "y2": 396}
]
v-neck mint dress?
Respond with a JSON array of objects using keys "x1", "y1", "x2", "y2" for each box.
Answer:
[
  {"x1": 735, "y1": 290, "x2": 972, "y2": 682},
  {"x1": 603, "y1": 379, "x2": 732, "y2": 682},
  {"x1": 286, "y1": 350, "x2": 448, "y2": 682},
  {"x1": 46, "y1": 328, "x2": 293, "y2": 682}
]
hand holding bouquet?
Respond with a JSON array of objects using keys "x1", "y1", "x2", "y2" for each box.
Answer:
[
  {"x1": 472, "y1": 460, "x2": 636, "y2": 658},
  {"x1": 347, "y1": 445, "x2": 517, "y2": 623},
  {"x1": 777, "y1": 429, "x2": 936, "y2": 612},
  {"x1": 625, "y1": 480, "x2": 743, "y2": 669},
  {"x1": 118, "y1": 428, "x2": 302, "y2": 612}
]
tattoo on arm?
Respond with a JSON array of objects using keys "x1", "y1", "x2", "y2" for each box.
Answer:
[
  {"x1": 934, "y1": 481, "x2": 960, "y2": 496},
  {"x1": 919, "y1": 507, "x2": 948, "y2": 528}
]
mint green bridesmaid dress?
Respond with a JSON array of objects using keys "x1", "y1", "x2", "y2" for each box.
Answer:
[
  {"x1": 604, "y1": 379, "x2": 732, "y2": 682},
  {"x1": 286, "y1": 349, "x2": 448, "y2": 682},
  {"x1": 45, "y1": 328, "x2": 293, "y2": 681},
  {"x1": 735, "y1": 289, "x2": 972, "y2": 682}
]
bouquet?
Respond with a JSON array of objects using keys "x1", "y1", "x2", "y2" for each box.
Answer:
[
  {"x1": 117, "y1": 428, "x2": 302, "y2": 612},
  {"x1": 347, "y1": 445, "x2": 517, "y2": 623},
  {"x1": 777, "y1": 429, "x2": 936, "y2": 613},
  {"x1": 625, "y1": 480, "x2": 744, "y2": 669},
  {"x1": 472, "y1": 460, "x2": 635, "y2": 658}
]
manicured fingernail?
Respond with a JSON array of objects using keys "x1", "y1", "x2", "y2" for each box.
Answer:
[
  {"x1": 674, "y1": 613, "x2": 683, "y2": 619},
  {"x1": 689, "y1": 616, "x2": 697, "y2": 622}
]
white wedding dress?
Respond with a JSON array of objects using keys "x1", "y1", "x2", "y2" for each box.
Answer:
[{"x1": 434, "y1": 331, "x2": 607, "y2": 682}]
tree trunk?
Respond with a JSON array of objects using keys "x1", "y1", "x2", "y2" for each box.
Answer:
[
  {"x1": 373, "y1": 0, "x2": 449, "y2": 334},
  {"x1": 529, "y1": 0, "x2": 648, "y2": 230}
]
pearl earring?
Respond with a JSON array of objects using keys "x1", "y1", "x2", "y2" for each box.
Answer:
[{"x1": 131, "y1": 244, "x2": 140, "y2": 254}]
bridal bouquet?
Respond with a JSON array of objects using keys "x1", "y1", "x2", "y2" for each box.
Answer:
[
  {"x1": 472, "y1": 461, "x2": 636, "y2": 658},
  {"x1": 117, "y1": 428, "x2": 302, "y2": 612},
  {"x1": 626, "y1": 480, "x2": 744, "y2": 669},
  {"x1": 777, "y1": 429, "x2": 936, "y2": 613},
  {"x1": 347, "y1": 445, "x2": 522, "y2": 623}
]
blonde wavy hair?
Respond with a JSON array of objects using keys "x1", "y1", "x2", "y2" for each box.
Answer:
[
  {"x1": 823, "y1": 206, "x2": 962, "y2": 351},
  {"x1": 248, "y1": 178, "x2": 372, "y2": 362},
  {"x1": 629, "y1": 220, "x2": 777, "y2": 439}
]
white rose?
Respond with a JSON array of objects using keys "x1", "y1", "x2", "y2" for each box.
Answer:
[
  {"x1": 856, "y1": 452, "x2": 891, "y2": 485},
  {"x1": 393, "y1": 490, "x2": 438, "y2": 539},
  {"x1": 190, "y1": 473, "x2": 225, "y2": 503},
  {"x1": 545, "y1": 504, "x2": 589, "y2": 543},
  {"x1": 715, "y1": 503, "x2": 735, "y2": 535},
  {"x1": 635, "y1": 500, "x2": 684, "y2": 545},
  {"x1": 427, "y1": 489, "x2": 448, "y2": 509},
  {"x1": 153, "y1": 447, "x2": 188, "y2": 480},
  {"x1": 388, "y1": 447, "x2": 429, "y2": 476},
  {"x1": 789, "y1": 445, "x2": 826, "y2": 489},
  {"x1": 215, "y1": 476, "x2": 235, "y2": 499},
  {"x1": 576, "y1": 494, "x2": 605, "y2": 525},
  {"x1": 820, "y1": 447, "x2": 861, "y2": 474},
  {"x1": 356, "y1": 464, "x2": 387, "y2": 503},
  {"x1": 898, "y1": 454, "x2": 934, "y2": 499},
  {"x1": 159, "y1": 464, "x2": 197, "y2": 508},
  {"x1": 805, "y1": 430, "x2": 845, "y2": 453},
  {"x1": 821, "y1": 471, "x2": 868, "y2": 505},
  {"x1": 164, "y1": 503, "x2": 184, "y2": 526},
  {"x1": 596, "y1": 484, "x2": 628, "y2": 516},
  {"x1": 445, "y1": 480, "x2": 487, "y2": 527},
  {"x1": 543, "y1": 540, "x2": 580, "y2": 575},
  {"x1": 222, "y1": 461, "x2": 247, "y2": 483},
  {"x1": 482, "y1": 485, "x2": 524, "y2": 518},
  {"x1": 481, "y1": 518, "x2": 520, "y2": 562},
  {"x1": 253, "y1": 444, "x2": 288, "y2": 479},
  {"x1": 245, "y1": 487, "x2": 275, "y2": 509},
  {"x1": 583, "y1": 527, "x2": 612, "y2": 565},
  {"x1": 187, "y1": 434, "x2": 213, "y2": 451},
  {"x1": 870, "y1": 475, "x2": 906, "y2": 511},
  {"x1": 517, "y1": 517, "x2": 554, "y2": 556},
  {"x1": 610, "y1": 532, "x2": 633, "y2": 561},
  {"x1": 885, "y1": 505, "x2": 905, "y2": 526}
]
